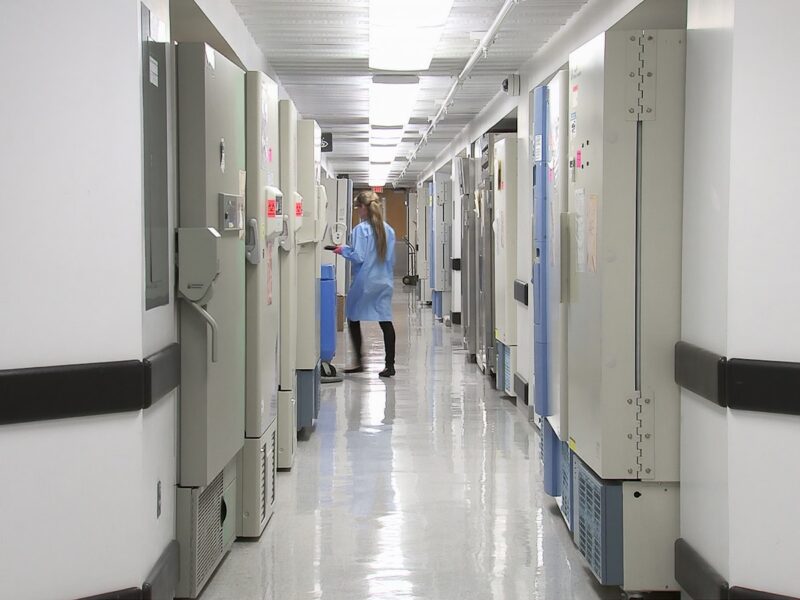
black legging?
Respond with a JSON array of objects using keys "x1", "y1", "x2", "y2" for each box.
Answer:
[{"x1": 348, "y1": 320, "x2": 395, "y2": 367}]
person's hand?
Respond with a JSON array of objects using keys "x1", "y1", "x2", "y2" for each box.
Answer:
[{"x1": 333, "y1": 245, "x2": 344, "y2": 255}]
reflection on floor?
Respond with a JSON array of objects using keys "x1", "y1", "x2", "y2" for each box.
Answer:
[{"x1": 202, "y1": 284, "x2": 620, "y2": 600}]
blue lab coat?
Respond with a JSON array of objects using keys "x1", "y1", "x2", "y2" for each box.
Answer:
[{"x1": 341, "y1": 221, "x2": 396, "y2": 322}]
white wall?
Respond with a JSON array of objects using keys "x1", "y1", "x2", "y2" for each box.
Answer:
[
  {"x1": 725, "y1": 1, "x2": 800, "y2": 594},
  {"x1": 1, "y1": 0, "x2": 144, "y2": 369},
  {"x1": 0, "y1": 1, "x2": 177, "y2": 598},
  {"x1": 679, "y1": 0, "x2": 734, "y2": 579},
  {"x1": 681, "y1": 1, "x2": 800, "y2": 595}
]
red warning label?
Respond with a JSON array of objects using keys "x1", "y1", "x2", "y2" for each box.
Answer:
[
  {"x1": 267, "y1": 198, "x2": 277, "y2": 218},
  {"x1": 295, "y1": 201, "x2": 303, "y2": 217}
]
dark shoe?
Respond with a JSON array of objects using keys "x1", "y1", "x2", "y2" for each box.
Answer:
[
  {"x1": 344, "y1": 365, "x2": 364, "y2": 374},
  {"x1": 378, "y1": 366, "x2": 395, "y2": 378}
]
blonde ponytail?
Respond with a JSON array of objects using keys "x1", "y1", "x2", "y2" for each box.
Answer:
[{"x1": 355, "y1": 190, "x2": 387, "y2": 261}]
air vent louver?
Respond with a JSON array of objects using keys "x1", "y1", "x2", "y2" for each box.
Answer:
[
  {"x1": 572, "y1": 458, "x2": 623, "y2": 586},
  {"x1": 260, "y1": 443, "x2": 267, "y2": 522},
  {"x1": 195, "y1": 472, "x2": 224, "y2": 589},
  {"x1": 560, "y1": 442, "x2": 572, "y2": 529},
  {"x1": 271, "y1": 430, "x2": 277, "y2": 505}
]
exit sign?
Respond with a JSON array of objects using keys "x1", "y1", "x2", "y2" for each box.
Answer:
[{"x1": 372, "y1": 186, "x2": 384, "y2": 193}]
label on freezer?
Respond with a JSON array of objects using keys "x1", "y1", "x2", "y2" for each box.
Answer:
[
  {"x1": 587, "y1": 194, "x2": 598, "y2": 273},
  {"x1": 261, "y1": 81, "x2": 270, "y2": 169},
  {"x1": 266, "y1": 241, "x2": 274, "y2": 305},
  {"x1": 267, "y1": 198, "x2": 277, "y2": 218},
  {"x1": 550, "y1": 201, "x2": 557, "y2": 267},
  {"x1": 533, "y1": 134, "x2": 543, "y2": 162},
  {"x1": 574, "y1": 188, "x2": 587, "y2": 273},
  {"x1": 148, "y1": 56, "x2": 159, "y2": 87},
  {"x1": 295, "y1": 200, "x2": 303, "y2": 217}
]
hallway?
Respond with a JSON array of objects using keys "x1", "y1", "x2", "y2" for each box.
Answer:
[{"x1": 203, "y1": 285, "x2": 616, "y2": 600}]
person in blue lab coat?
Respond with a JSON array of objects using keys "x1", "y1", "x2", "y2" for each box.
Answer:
[{"x1": 333, "y1": 190, "x2": 396, "y2": 377}]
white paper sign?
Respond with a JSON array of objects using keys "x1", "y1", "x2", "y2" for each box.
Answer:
[
  {"x1": 588, "y1": 194, "x2": 599, "y2": 273},
  {"x1": 148, "y1": 56, "x2": 159, "y2": 87},
  {"x1": 534, "y1": 134, "x2": 543, "y2": 162},
  {"x1": 574, "y1": 188, "x2": 587, "y2": 273}
]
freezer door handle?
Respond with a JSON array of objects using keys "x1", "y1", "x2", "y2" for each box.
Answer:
[
  {"x1": 181, "y1": 297, "x2": 220, "y2": 363},
  {"x1": 245, "y1": 218, "x2": 261, "y2": 265},
  {"x1": 561, "y1": 213, "x2": 572, "y2": 304}
]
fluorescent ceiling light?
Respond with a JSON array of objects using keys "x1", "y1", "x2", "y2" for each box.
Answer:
[
  {"x1": 370, "y1": 0, "x2": 454, "y2": 28},
  {"x1": 369, "y1": 145, "x2": 399, "y2": 163},
  {"x1": 369, "y1": 26, "x2": 443, "y2": 71},
  {"x1": 369, "y1": 76, "x2": 420, "y2": 126},
  {"x1": 369, "y1": 0, "x2": 454, "y2": 71},
  {"x1": 369, "y1": 162, "x2": 392, "y2": 187},
  {"x1": 370, "y1": 127, "x2": 404, "y2": 145}
]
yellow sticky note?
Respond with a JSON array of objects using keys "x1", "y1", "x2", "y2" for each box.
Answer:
[{"x1": 568, "y1": 437, "x2": 577, "y2": 451}]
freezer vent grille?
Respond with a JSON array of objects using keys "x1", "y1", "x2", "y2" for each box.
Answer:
[
  {"x1": 538, "y1": 428, "x2": 545, "y2": 465},
  {"x1": 260, "y1": 442, "x2": 267, "y2": 522},
  {"x1": 504, "y1": 347, "x2": 512, "y2": 393},
  {"x1": 270, "y1": 429, "x2": 277, "y2": 505},
  {"x1": 576, "y1": 466, "x2": 604, "y2": 578},
  {"x1": 560, "y1": 442, "x2": 572, "y2": 528},
  {"x1": 195, "y1": 472, "x2": 224, "y2": 589}
]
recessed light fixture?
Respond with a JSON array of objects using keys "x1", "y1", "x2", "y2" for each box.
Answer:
[
  {"x1": 369, "y1": 75, "x2": 420, "y2": 126},
  {"x1": 369, "y1": 0, "x2": 454, "y2": 71},
  {"x1": 369, "y1": 161, "x2": 392, "y2": 187},
  {"x1": 369, "y1": 144, "x2": 398, "y2": 164},
  {"x1": 369, "y1": 126, "x2": 404, "y2": 146}
]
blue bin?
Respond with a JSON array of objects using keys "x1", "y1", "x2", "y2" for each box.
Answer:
[{"x1": 320, "y1": 263, "x2": 336, "y2": 362}]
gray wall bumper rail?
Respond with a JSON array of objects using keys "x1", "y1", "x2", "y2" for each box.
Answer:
[
  {"x1": 0, "y1": 343, "x2": 180, "y2": 425},
  {"x1": 674, "y1": 341, "x2": 800, "y2": 415},
  {"x1": 674, "y1": 341, "x2": 727, "y2": 406},
  {"x1": 513, "y1": 279, "x2": 528, "y2": 305},
  {"x1": 676, "y1": 538, "x2": 799, "y2": 600},
  {"x1": 143, "y1": 539, "x2": 180, "y2": 600},
  {"x1": 675, "y1": 538, "x2": 728, "y2": 600},
  {"x1": 143, "y1": 344, "x2": 181, "y2": 409},
  {"x1": 513, "y1": 373, "x2": 529, "y2": 405},
  {"x1": 74, "y1": 539, "x2": 179, "y2": 600},
  {"x1": 77, "y1": 589, "x2": 142, "y2": 600},
  {"x1": 729, "y1": 588, "x2": 799, "y2": 600}
]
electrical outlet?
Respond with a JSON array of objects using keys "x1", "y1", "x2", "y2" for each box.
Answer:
[{"x1": 157, "y1": 480, "x2": 162, "y2": 518}]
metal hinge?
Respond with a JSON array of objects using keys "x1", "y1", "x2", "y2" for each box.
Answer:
[
  {"x1": 625, "y1": 31, "x2": 657, "y2": 122},
  {"x1": 626, "y1": 390, "x2": 655, "y2": 479},
  {"x1": 636, "y1": 392, "x2": 655, "y2": 479},
  {"x1": 626, "y1": 390, "x2": 642, "y2": 476}
]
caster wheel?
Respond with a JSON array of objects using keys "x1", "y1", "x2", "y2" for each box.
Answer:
[{"x1": 321, "y1": 362, "x2": 337, "y2": 377}]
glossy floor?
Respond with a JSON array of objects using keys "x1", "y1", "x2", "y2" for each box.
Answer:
[{"x1": 203, "y1": 287, "x2": 618, "y2": 600}]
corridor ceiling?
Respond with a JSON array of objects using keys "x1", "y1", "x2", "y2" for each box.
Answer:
[{"x1": 231, "y1": 0, "x2": 588, "y2": 187}]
